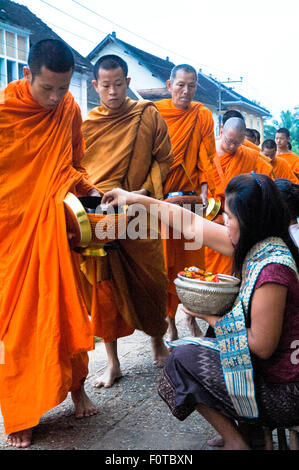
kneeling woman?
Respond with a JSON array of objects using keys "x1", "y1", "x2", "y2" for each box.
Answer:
[{"x1": 102, "y1": 173, "x2": 299, "y2": 451}]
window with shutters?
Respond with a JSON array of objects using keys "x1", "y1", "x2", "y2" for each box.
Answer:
[{"x1": 0, "y1": 24, "x2": 29, "y2": 89}]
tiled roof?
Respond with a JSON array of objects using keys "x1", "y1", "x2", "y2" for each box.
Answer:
[
  {"x1": 0, "y1": 0, "x2": 92, "y2": 73},
  {"x1": 197, "y1": 74, "x2": 270, "y2": 117},
  {"x1": 88, "y1": 33, "x2": 270, "y2": 116},
  {"x1": 87, "y1": 33, "x2": 215, "y2": 105}
]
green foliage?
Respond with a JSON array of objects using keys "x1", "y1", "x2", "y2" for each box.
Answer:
[{"x1": 264, "y1": 109, "x2": 299, "y2": 154}]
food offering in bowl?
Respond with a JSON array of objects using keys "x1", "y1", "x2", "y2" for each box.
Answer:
[
  {"x1": 174, "y1": 266, "x2": 240, "y2": 316},
  {"x1": 178, "y1": 266, "x2": 221, "y2": 283}
]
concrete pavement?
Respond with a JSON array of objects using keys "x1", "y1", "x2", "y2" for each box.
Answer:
[{"x1": 0, "y1": 307, "x2": 216, "y2": 451}]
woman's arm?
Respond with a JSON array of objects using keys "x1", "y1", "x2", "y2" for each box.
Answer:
[
  {"x1": 102, "y1": 188, "x2": 234, "y2": 256},
  {"x1": 247, "y1": 283, "x2": 287, "y2": 360},
  {"x1": 182, "y1": 283, "x2": 287, "y2": 360}
]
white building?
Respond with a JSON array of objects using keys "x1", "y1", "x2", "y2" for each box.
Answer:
[{"x1": 87, "y1": 32, "x2": 271, "y2": 137}]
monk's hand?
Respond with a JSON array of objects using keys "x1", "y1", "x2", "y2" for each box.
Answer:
[
  {"x1": 200, "y1": 183, "x2": 209, "y2": 210},
  {"x1": 67, "y1": 231, "x2": 76, "y2": 242}
]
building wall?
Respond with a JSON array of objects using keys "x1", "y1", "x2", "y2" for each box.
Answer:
[
  {"x1": 228, "y1": 105, "x2": 265, "y2": 142},
  {"x1": 0, "y1": 22, "x2": 30, "y2": 89},
  {"x1": 69, "y1": 71, "x2": 88, "y2": 119},
  {"x1": 89, "y1": 41, "x2": 268, "y2": 142},
  {"x1": 1, "y1": 22, "x2": 89, "y2": 119},
  {"x1": 242, "y1": 112, "x2": 265, "y2": 142}
]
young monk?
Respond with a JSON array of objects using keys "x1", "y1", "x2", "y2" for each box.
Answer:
[
  {"x1": 262, "y1": 139, "x2": 298, "y2": 183},
  {"x1": 0, "y1": 39, "x2": 98, "y2": 449},
  {"x1": 80, "y1": 55, "x2": 173, "y2": 388},
  {"x1": 275, "y1": 128, "x2": 299, "y2": 178},
  {"x1": 204, "y1": 117, "x2": 273, "y2": 276},
  {"x1": 245, "y1": 128, "x2": 259, "y2": 146},
  {"x1": 155, "y1": 64, "x2": 216, "y2": 341},
  {"x1": 252, "y1": 129, "x2": 261, "y2": 146}
]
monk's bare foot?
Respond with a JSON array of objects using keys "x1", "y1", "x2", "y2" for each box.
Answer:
[
  {"x1": 185, "y1": 315, "x2": 203, "y2": 337},
  {"x1": 71, "y1": 385, "x2": 98, "y2": 419},
  {"x1": 151, "y1": 337, "x2": 169, "y2": 366},
  {"x1": 93, "y1": 363, "x2": 122, "y2": 388},
  {"x1": 207, "y1": 435, "x2": 225, "y2": 447},
  {"x1": 166, "y1": 316, "x2": 179, "y2": 342},
  {"x1": 6, "y1": 428, "x2": 33, "y2": 449}
]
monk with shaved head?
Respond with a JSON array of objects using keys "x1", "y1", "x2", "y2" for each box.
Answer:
[
  {"x1": 275, "y1": 128, "x2": 299, "y2": 178},
  {"x1": 0, "y1": 39, "x2": 98, "y2": 449},
  {"x1": 262, "y1": 140, "x2": 298, "y2": 183},
  {"x1": 205, "y1": 117, "x2": 273, "y2": 276},
  {"x1": 80, "y1": 54, "x2": 173, "y2": 388},
  {"x1": 155, "y1": 64, "x2": 216, "y2": 341}
]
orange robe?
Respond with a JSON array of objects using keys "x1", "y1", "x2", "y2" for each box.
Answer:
[
  {"x1": 271, "y1": 156, "x2": 298, "y2": 183},
  {"x1": 276, "y1": 152, "x2": 299, "y2": 178},
  {"x1": 243, "y1": 140, "x2": 277, "y2": 178},
  {"x1": 155, "y1": 99, "x2": 216, "y2": 318},
  {"x1": 0, "y1": 79, "x2": 94, "y2": 434},
  {"x1": 205, "y1": 145, "x2": 273, "y2": 276},
  {"x1": 243, "y1": 138, "x2": 261, "y2": 152},
  {"x1": 81, "y1": 98, "x2": 173, "y2": 342}
]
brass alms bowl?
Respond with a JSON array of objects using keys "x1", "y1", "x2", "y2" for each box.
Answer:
[
  {"x1": 205, "y1": 198, "x2": 221, "y2": 221},
  {"x1": 63, "y1": 193, "x2": 128, "y2": 257}
]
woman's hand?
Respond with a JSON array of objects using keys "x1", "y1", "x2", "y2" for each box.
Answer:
[
  {"x1": 101, "y1": 188, "x2": 139, "y2": 206},
  {"x1": 88, "y1": 188, "x2": 101, "y2": 197},
  {"x1": 132, "y1": 189, "x2": 150, "y2": 196},
  {"x1": 181, "y1": 306, "x2": 221, "y2": 328}
]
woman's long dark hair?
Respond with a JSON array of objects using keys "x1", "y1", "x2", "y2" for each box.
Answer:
[
  {"x1": 275, "y1": 179, "x2": 299, "y2": 221},
  {"x1": 225, "y1": 173, "x2": 299, "y2": 277}
]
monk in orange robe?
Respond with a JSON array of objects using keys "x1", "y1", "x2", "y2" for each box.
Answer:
[
  {"x1": 275, "y1": 128, "x2": 299, "y2": 178},
  {"x1": 155, "y1": 64, "x2": 216, "y2": 341},
  {"x1": 205, "y1": 117, "x2": 273, "y2": 276},
  {"x1": 80, "y1": 55, "x2": 173, "y2": 388},
  {"x1": 245, "y1": 128, "x2": 261, "y2": 151},
  {"x1": 262, "y1": 139, "x2": 298, "y2": 183},
  {"x1": 0, "y1": 40, "x2": 97, "y2": 449},
  {"x1": 221, "y1": 111, "x2": 275, "y2": 175}
]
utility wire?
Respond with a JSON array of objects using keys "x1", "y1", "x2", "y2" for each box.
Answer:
[
  {"x1": 38, "y1": 0, "x2": 246, "y2": 82},
  {"x1": 26, "y1": 0, "x2": 265, "y2": 106},
  {"x1": 40, "y1": 0, "x2": 107, "y2": 36},
  {"x1": 47, "y1": 21, "x2": 98, "y2": 45},
  {"x1": 40, "y1": 0, "x2": 223, "y2": 76}
]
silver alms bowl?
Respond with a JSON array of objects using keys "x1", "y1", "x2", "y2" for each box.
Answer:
[{"x1": 174, "y1": 274, "x2": 240, "y2": 315}]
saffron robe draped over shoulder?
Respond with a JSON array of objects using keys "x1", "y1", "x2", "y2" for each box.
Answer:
[
  {"x1": 155, "y1": 99, "x2": 216, "y2": 193},
  {"x1": 276, "y1": 152, "x2": 299, "y2": 178},
  {"x1": 155, "y1": 99, "x2": 216, "y2": 318},
  {"x1": 243, "y1": 140, "x2": 277, "y2": 178},
  {"x1": 271, "y1": 156, "x2": 298, "y2": 183},
  {"x1": 81, "y1": 98, "x2": 173, "y2": 341},
  {"x1": 0, "y1": 80, "x2": 94, "y2": 434},
  {"x1": 205, "y1": 145, "x2": 273, "y2": 276},
  {"x1": 243, "y1": 138, "x2": 261, "y2": 153}
]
